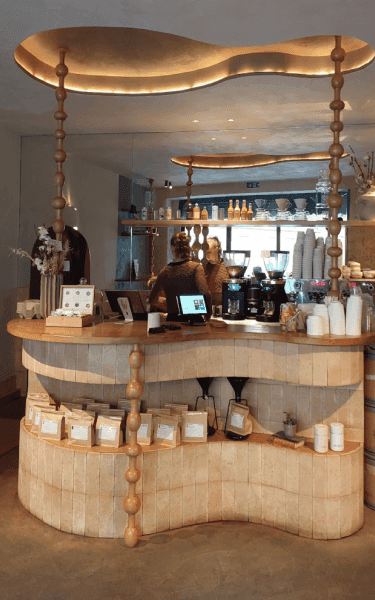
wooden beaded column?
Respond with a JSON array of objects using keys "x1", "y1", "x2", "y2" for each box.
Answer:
[
  {"x1": 52, "y1": 49, "x2": 69, "y2": 242},
  {"x1": 124, "y1": 343, "x2": 144, "y2": 547},
  {"x1": 185, "y1": 157, "x2": 194, "y2": 242},
  {"x1": 148, "y1": 178, "x2": 155, "y2": 278},
  {"x1": 192, "y1": 224, "x2": 201, "y2": 262},
  {"x1": 201, "y1": 225, "x2": 209, "y2": 266},
  {"x1": 327, "y1": 36, "x2": 346, "y2": 297}
]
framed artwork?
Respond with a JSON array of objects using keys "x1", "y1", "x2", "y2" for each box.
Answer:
[
  {"x1": 118, "y1": 297, "x2": 133, "y2": 323},
  {"x1": 59, "y1": 285, "x2": 95, "y2": 315}
]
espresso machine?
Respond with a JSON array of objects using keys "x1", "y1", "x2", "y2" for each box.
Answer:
[
  {"x1": 256, "y1": 251, "x2": 289, "y2": 323},
  {"x1": 222, "y1": 251, "x2": 251, "y2": 320}
]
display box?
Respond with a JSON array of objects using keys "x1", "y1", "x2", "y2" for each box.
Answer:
[
  {"x1": 38, "y1": 411, "x2": 65, "y2": 440},
  {"x1": 126, "y1": 413, "x2": 153, "y2": 445},
  {"x1": 60, "y1": 285, "x2": 95, "y2": 314}
]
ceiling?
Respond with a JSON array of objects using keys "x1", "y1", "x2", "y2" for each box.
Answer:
[{"x1": 2, "y1": 0, "x2": 375, "y2": 187}]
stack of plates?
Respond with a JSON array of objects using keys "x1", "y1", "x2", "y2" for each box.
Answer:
[
  {"x1": 254, "y1": 208, "x2": 271, "y2": 221},
  {"x1": 313, "y1": 245, "x2": 324, "y2": 279},
  {"x1": 302, "y1": 229, "x2": 315, "y2": 279},
  {"x1": 324, "y1": 237, "x2": 332, "y2": 279}
]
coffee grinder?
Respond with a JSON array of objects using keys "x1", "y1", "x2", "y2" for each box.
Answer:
[
  {"x1": 222, "y1": 251, "x2": 251, "y2": 320},
  {"x1": 256, "y1": 251, "x2": 289, "y2": 323}
]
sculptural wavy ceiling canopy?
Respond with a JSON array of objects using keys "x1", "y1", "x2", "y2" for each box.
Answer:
[
  {"x1": 14, "y1": 28, "x2": 375, "y2": 95},
  {"x1": 170, "y1": 151, "x2": 349, "y2": 170}
]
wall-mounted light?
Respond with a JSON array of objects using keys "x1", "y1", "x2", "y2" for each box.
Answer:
[
  {"x1": 168, "y1": 182, "x2": 173, "y2": 189},
  {"x1": 165, "y1": 180, "x2": 172, "y2": 189},
  {"x1": 164, "y1": 180, "x2": 168, "y2": 187}
]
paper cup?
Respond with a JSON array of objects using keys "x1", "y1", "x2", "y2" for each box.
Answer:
[
  {"x1": 307, "y1": 315, "x2": 324, "y2": 336},
  {"x1": 328, "y1": 302, "x2": 346, "y2": 336}
]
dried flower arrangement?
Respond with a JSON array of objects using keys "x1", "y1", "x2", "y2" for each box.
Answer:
[
  {"x1": 349, "y1": 146, "x2": 375, "y2": 194},
  {"x1": 10, "y1": 226, "x2": 69, "y2": 276}
]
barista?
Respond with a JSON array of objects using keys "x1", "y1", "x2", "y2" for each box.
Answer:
[
  {"x1": 149, "y1": 232, "x2": 212, "y2": 321},
  {"x1": 204, "y1": 236, "x2": 229, "y2": 307}
]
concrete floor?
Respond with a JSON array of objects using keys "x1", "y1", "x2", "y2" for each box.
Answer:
[{"x1": 1, "y1": 448, "x2": 375, "y2": 600}]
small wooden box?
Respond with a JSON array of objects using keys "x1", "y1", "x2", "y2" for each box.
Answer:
[{"x1": 45, "y1": 315, "x2": 93, "y2": 328}]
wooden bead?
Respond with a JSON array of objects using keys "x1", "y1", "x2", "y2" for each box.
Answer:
[
  {"x1": 53, "y1": 172, "x2": 65, "y2": 187},
  {"x1": 54, "y1": 110, "x2": 67, "y2": 121},
  {"x1": 129, "y1": 349, "x2": 143, "y2": 369},
  {"x1": 54, "y1": 129, "x2": 66, "y2": 140},
  {"x1": 126, "y1": 380, "x2": 143, "y2": 399},
  {"x1": 127, "y1": 413, "x2": 141, "y2": 431},
  {"x1": 331, "y1": 74, "x2": 344, "y2": 89},
  {"x1": 329, "y1": 169, "x2": 342, "y2": 184},
  {"x1": 330, "y1": 99, "x2": 345, "y2": 111},
  {"x1": 329, "y1": 143, "x2": 344, "y2": 157},
  {"x1": 53, "y1": 149, "x2": 67, "y2": 163},
  {"x1": 328, "y1": 246, "x2": 342, "y2": 258},
  {"x1": 328, "y1": 221, "x2": 341, "y2": 236},
  {"x1": 55, "y1": 87, "x2": 68, "y2": 101},
  {"x1": 52, "y1": 196, "x2": 66, "y2": 210},
  {"x1": 125, "y1": 467, "x2": 141, "y2": 484},
  {"x1": 55, "y1": 63, "x2": 69, "y2": 77},
  {"x1": 124, "y1": 526, "x2": 139, "y2": 548},
  {"x1": 331, "y1": 47, "x2": 346, "y2": 62},
  {"x1": 328, "y1": 267, "x2": 342, "y2": 279},
  {"x1": 330, "y1": 121, "x2": 344, "y2": 132},
  {"x1": 52, "y1": 219, "x2": 65, "y2": 234},
  {"x1": 328, "y1": 193, "x2": 343, "y2": 208},
  {"x1": 126, "y1": 443, "x2": 142, "y2": 458},
  {"x1": 124, "y1": 494, "x2": 141, "y2": 514}
]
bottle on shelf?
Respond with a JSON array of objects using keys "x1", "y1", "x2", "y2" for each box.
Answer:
[
  {"x1": 247, "y1": 203, "x2": 253, "y2": 220},
  {"x1": 228, "y1": 199, "x2": 234, "y2": 220},
  {"x1": 241, "y1": 199, "x2": 248, "y2": 220},
  {"x1": 193, "y1": 203, "x2": 201, "y2": 219},
  {"x1": 186, "y1": 202, "x2": 194, "y2": 220},
  {"x1": 234, "y1": 199, "x2": 241, "y2": 220},
  {"x1": 201, "y1": 206, "x2": 208, "y2": 220}
]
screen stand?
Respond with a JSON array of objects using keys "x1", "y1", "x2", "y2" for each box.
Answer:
[{"x1": 183, "y1": 315, "x2": 206, "y2": 327}]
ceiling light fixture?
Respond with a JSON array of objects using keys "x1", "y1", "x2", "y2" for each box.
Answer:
[
  {"x1": 164, "y1": 180, "x2": 168, "y2": 187},
  {"x1": 241, "y1": 136, "x2": 247, "y2": 139},
  {"x1": 211, "y1": 137, "x2": 216, "y2": 140},
  {"x1": 227, "y1": 118, "x2": 234, "y2": 122},
  {"x1": 192, "y1": 119, "x2": 199, "y2": 123},
  {"x1": 168, "y1": 182, "x2": 173, "y2": 189}
]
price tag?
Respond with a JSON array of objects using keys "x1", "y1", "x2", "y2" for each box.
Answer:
[
  {"x1": 41, "y1": 419, "x2": 58, "y2": 434},
  {"x1": 185, "y1": 423, "x2": 204, "y2": 438},
  {"x1": 157, "y1": 424, "x2": 174, "y2": 441},
  {"x1": 98, "y1": 424, "x2": 116, "y2": 441},
  {"x1": 138, "y1": 423, "x2": 149, "y2": 437},
  {"x1": 230, "y1": 412, "x2": 244, "y2": 429},
  {"x1": 72, "y1": 424, "x2": 89, "y2": 440}
]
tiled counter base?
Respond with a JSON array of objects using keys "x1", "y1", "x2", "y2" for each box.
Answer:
[{"x1": 18, "y1": 420, "x2": 363, "y2": 540}]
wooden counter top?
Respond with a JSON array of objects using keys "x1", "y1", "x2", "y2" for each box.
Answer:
[{"x1": 7, "y1": 318, "x2": 375, "y2": 347}]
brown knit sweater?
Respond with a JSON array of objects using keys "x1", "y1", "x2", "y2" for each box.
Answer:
[
  {"x1": 149, "y1": 260, "x2": 212, "y2": 318},
  {"x1": 204, "y1": 261, "x2": 229, "y2": 307}
]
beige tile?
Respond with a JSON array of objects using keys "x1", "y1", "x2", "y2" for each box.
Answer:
[
  {"x1": 156, "y1": 489, "x2": 170, "y2": 532},
  {"x1": 196, "y1": 340, "x2": 211, "y2": 378},
  {"x1": 60, "y1": 489, "x2": 73, "y2": 533},
  {"x1": 72, "y1": 491, "x2": 86, "y2": 536},
  {"x1": 235, "y1": 339, "x2": 249, "y2": 377},
  {"x1": 30, "y1": 434, "x2": 38, "y2": 478},
  {"x1": 51, "y1": 486, "x2": 61, "y2": 530},
  {"x1": 222, "y1": 441, "x2": 235, "y2": 482},
  {"x1": 261, "y1": 341, "x2": 274, "y2": 380},
  {"x1": 170, "y1": 446, "x2": 183, "y2": 489},
  {"x1": 286, "y1": 344, "x2": 299, "y2": 384},
  {"x1": 345, "y1": 428, "x2": 364, "y2": 442},
  {"x1": 274, "y1": 487, "x2": 286, "y2": 531},
  {"x1": 86, "y1": 453, "x2": 100, "y2": 496},
  {"x1": 312, "y1": 347, "x2": 328, "y2": 387},
  {"x1": 234, "y1": 481, "x2": 248, "y2": 522},
  {"x1": 99, "y1": 496, "x2": 114, "y2": 538},
  {"x1": 170, "y1": 487, "x2": 183, "y2": 530},
  {"x1": 257, "y1": 383, "x2": 271, "y2": 422},
  {"x1": 273, "y1": 342, "x2": 287, "y2": 383},
  {"x1": 144, "y1": 343, "x2": 159, "y2": 383},
  {"x1": 312, "y1": 455, "x2": 327, "y2": 498},
  {"x1": 62, "y1": 344, "x2": 77, "y2": 383},
  {"x1": 157, "y1": 449, "x2": 171, "y2": 491},
  {"x1": 158, "y1": 343, "x2": 173, "y2": 382},
  {"x1": 312, "y1": 497, "x2": 327, "y2": 539},
  {"x1": 208, "y1": 442, "x2": 222, "y2": 482},
  {"x1": 61, "y1": 448, "x2": 74, "y2": 492},
  {"x1": 44, "y1": 441, "x2": 54, "y2": 486},
  {"x1": 183, "y1": 484, "x2": 196, "y2": 526},
  {"x1": 37, "y1": 438, "x2": 46, "y2": 481},
  {"x1": 261, "y1": 485, "x2": 275, "y2": 527},
  {"x1": 222, "y1": 481, "x2": 235, "y2": 521},
  {"x1": 285, "y1": 491, "x2": 299, "y2": 535},
  {"x1": 42, "y1": 482, "x2": 53, "y2": 526},
  {"x1": 298, "y1": 494, "x2": 313, "y2": 538},
  {"x1": 170, "y1": 344, "x2": 184, "y2": 382},
  {"x1": 114, "y1": 453, "x2": 129, "y2": 497},
  {"x1": 326, "y1": 496, "x2": 341, "y2": 539},
  {"x1": 247, "y1": 340, "x2": 262, "y2": 379},
  {"x1": 352, "y1": 449, "x2": 362, "y2": 494},
  {"x1": 221, "y1": 339, "x2": 235, "y2": 376},
  {"x1": 142, "y1": 451, "x2": 157, "y2": 494},
  {"x1": 208, "y1": 340, "x2": 223, "y2": 378},
  {"x1": 234, "y1": 443, "x2": 248, "y2": 483},
  {"x1": 142, "y1": 491, "x2": 156, "y2": 535},
  {"x1": 113, "y1": 496, "x2": 126, "y2": 538},
  {"x1": 349, "y1": 386, "x2": 364, "y2": 430},
  {"x1": 84, "y1": 494, "x2": 100, "y2": 537},
  {"x1": 270, "y1": 384, "x2": 283, "y2": 424},
  {"x1": 352, "y1": 489, "x2": 364, "y2": 534},
  {"x1": 326, "y1": 454, "x2": 341, "y2": 498},
  {"x1": 296, "y1": 386, "x2": 311, "y2": 434},
  {"x1": 340, "y1": 454, "x2": 352, "y2": 497},
  {"x1": 75, "y1": 344, "x2": 88, "y2": 384},
  {"x1": 29, "y1": 474, "x2": 37, "y2": 516},
  {"x1": 299, "y1": 453, "x2": 313, "y2": 497},
  {"x1": 310, "y1": 387, "x2": 323, "y2": 426},
  {"x1": 101, "y1": 345, "x2": 116, "y2": 385},
  {"x1": 286, "y1": 451, "x2": 299, "y2": 495},
  {"x1": 99, "y1": 454, "x2": 115, "y2": 497},
  {"x1": 208, "y1": 481, "x2": 222, "y2": 522},
  {"x1": 322, "y1": 388, "x2": 338, "y2": 428},
  {"x1": 45, "y1": 342, "x2": 57, "y2": 379},
  {"x1": 248, "y1": 443, "x2": 262, "y2": 484},
  {"x1": 88, "y1": 345, "x2": 102, "y2": 385},
  {"x1": 349, "y1": 347, "x2": 361, "y2": 385},
  {"x1": 298, "y1": 345, "x2": 313, "y2": 386},
  {"x1": 73, "y1": 452, "x2": 87, "y2": 495},
  {"x1": 182, "y1": 342, "x2": 198, "y2": 380},
  {"x1": 340, "y1": 493, "x2": 354, "y2": 538},
  {"x1": 262, "y1": 444, "x2": 275, "y2": 487},
  {"x1": 248, "y1": 483, "x2": 262, "y2": 524},
  {"x1": 35, "y1": 478, "x2": 44, "y2": 520},
  {"x1": 115, "y1": 345, "x2": 131, "y2": 385},
  {"x1": 183, "y1": 445, "x2": 196, "y2": 487},
  {"x1": 340, "y1": 348, "x2": 352, "y2": 387},
  {"x1": 195, "y1": 482, "x2": 208, "y2": 524},
  {"x1": 273, "y1": 447, "x2": 287, "y2": 490},
  {"x1": 195, "y1": 444, "x2": 209, "y2": 485},
  {"x1": 327, "y1": 347, "x2": 342, "y2": 387}
]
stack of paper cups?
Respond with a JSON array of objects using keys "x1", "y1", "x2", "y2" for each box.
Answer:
[
  {"x1": 346, "y1": 295, "x2": 363, "y2": 336},
  {"x1": 328, "y1": 301, "x2": 346, "y2": 335},
  {"x1": 313, "y1": 304, "x2": 330, "y2": 334},
  {"x1": 147, "y1": 312, "x2": 161, "y2": 331},
  {"x1": 314, "y1": 424, "x2": 329, "y2": 453},
  {"x1": 307, "y1": 315, "x2": 324, "y2": 336},
  {"x1": 330, "y1": 422, "x2": 344, "y2": 451}
]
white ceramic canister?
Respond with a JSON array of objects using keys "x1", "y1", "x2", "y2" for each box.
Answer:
[
  {"x1": 314, "y1": 424, "x2": 329, "y2": 453},
  {"x1": 212, "y1": 205, "x2": 219, "y2": 220},
  {"x1": 330, "y1": 422, "x2": 344, "y2": 451}
]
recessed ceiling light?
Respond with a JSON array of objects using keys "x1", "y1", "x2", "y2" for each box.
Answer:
[
  {"x1": 227, "y1": 118, "x2": 235, "y2": 122},
  {"x1": 192, "y1": 119, "x2": 199, "y2": 123},
  {"x1": 211, "y1": 137, "x2": 216, "y2": 140},
  {"x1": 241, "y1": 136, "x2": 247, "y2": 139}
]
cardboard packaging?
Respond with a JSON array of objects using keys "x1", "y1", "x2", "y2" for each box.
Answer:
[
  {"x1": 226, "y1": 402, "x2": 252, "y2": 437},
  {"x1": 38, "y1": 411, "x2": 65, "y2": 440},
  {"x1": 164, "y1": 404, "x2": 189, "y2": 415},
  {"x1": 95, "y1": 415, "x2": 123, "y2": 447},
  {"x1": 25, "y1": 393, "x2": 52, "y2": 425},
  {"x1": 126, "y1": 413, "x2": 153, "y2": 446},
  {"x1": 67, "y1": 415, "x2": 95, "y2": 447},
  {"x1": 181, "y1": 411, "x2": 208, "y2": 443},
  {"x1": 31, "y1": 404, "x2": 56, "y2": 433},
  {"x1": 153, "y1": 415, "x2": 180, "y2": 447}
]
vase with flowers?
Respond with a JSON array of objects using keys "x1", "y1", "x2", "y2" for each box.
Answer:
[
  {"x1": 349, "y1": 146, "x2": 375, "y2": 220},
  {"x1": 10, "y1": 226, "x2": 70, "y2": 318}
]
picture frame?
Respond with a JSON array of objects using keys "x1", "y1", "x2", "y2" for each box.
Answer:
[
  {"x1": 59, "y1": 285, "x2": 95, "y2": 315},
  {"x1": 118, "y1": 297, "x2": 133, "y2": 323}
]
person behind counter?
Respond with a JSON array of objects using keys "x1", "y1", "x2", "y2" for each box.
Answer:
[
  {"x1": 204, "y1": 236, "x2": 229, "y2": 307},
  {"x1": 149, "y1": 232, "x2": 212, "y2": 321}
]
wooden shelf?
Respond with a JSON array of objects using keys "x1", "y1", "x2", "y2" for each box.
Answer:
[{"x1": 121, "y1": 219, "x2": 375, "y2": 228}]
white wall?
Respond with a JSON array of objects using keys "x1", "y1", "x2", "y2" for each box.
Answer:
[
  {"x1": 19, "y1": 136, "x2": 119, "y2": 290},
  {"x1": 0, "y1": 125, "x2": 20, "y2": 387}
]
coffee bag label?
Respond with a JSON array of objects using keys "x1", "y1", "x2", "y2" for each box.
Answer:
[
  {"x1": 98, "y1": 424, "x2": 116, "y2": 441},
  {"x1": 29, "y1": 407, "x2": 34, "y2": 420},
  {"x1": 138, "y1": 423, "x2": 149, "y2": 438},
  {"x1": 72, "y1": 425, "x2": 89, "y2": 440},
  {"x1": 185, "y1": 423, "x2": 204, "y2": 438},
  {"x1": 35, "y1": 411, "x2": 41, "y2": 426},
  {"x1": 41, "y1": 419, "x2": 58, "y2": 435},
  {"x1": 157, "y1": 424, "x2": 174, "y2": 441},
  {"x1": 230, "y1": 412, "x2": 244, "y2": 429}
]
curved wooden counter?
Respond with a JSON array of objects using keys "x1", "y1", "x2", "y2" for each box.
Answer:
[{"x1": 7, "y1": 318, "x2": 375, "y2": 346}]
